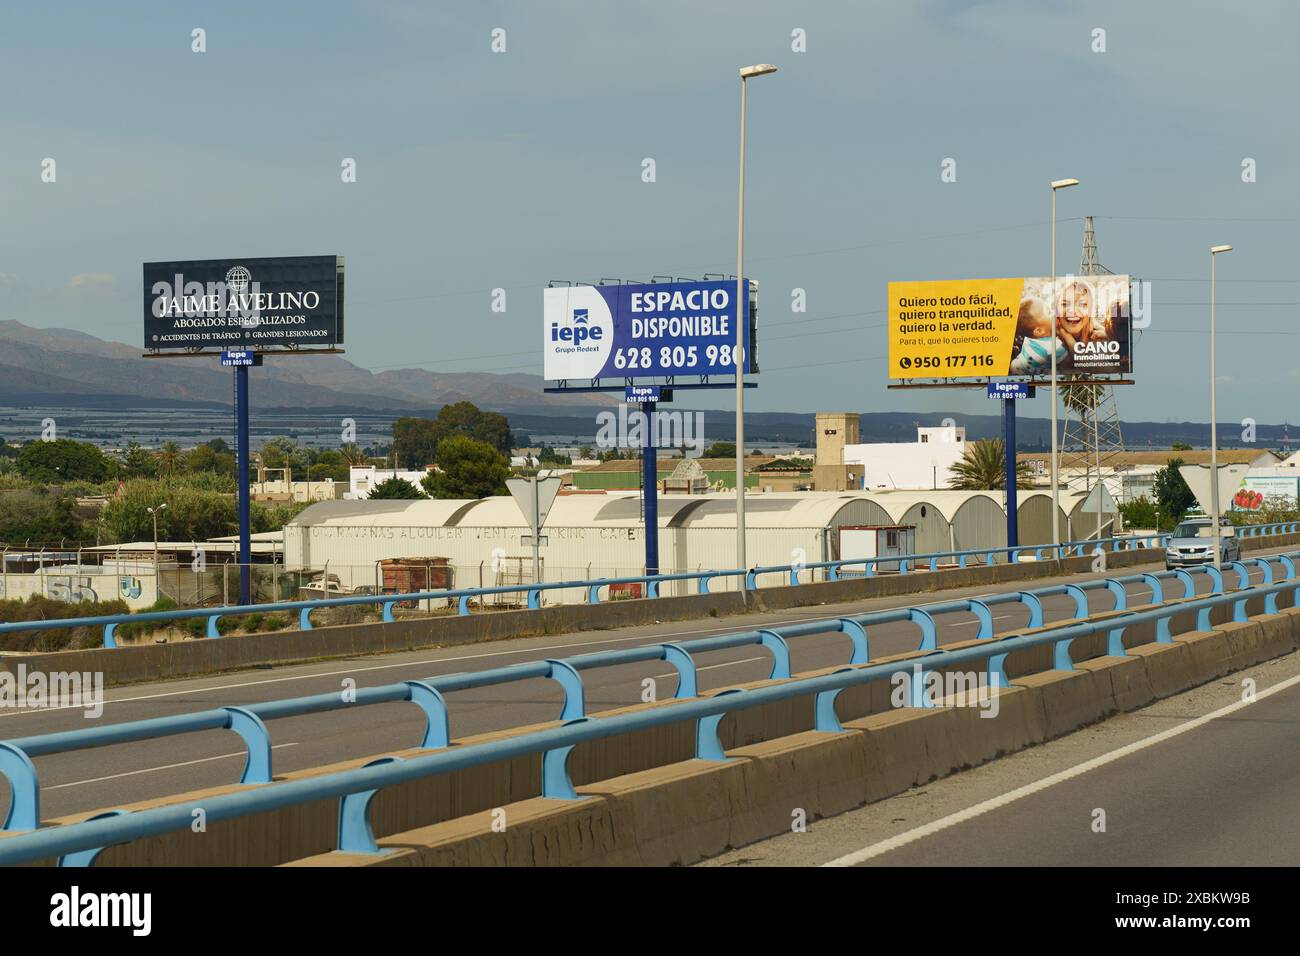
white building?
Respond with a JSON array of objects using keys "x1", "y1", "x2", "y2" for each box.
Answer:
[
  {"x1": 281, "y1": 487, "x2": 1120, "y2": 604},
  {"x1": 347, "y1": 466, "x2": 433, "y2": 500},
  {"x1": 844, "y1": 425, "x2": 968, "y2": 491}
]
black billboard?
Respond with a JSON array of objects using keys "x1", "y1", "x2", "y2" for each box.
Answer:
[{"x1": 143, "y1": 255, "x2": 344, "y2": 352}]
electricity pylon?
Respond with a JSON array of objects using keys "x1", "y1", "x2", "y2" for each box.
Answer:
[{"x1": 1058, "y1": 216, "x2": 1127, "y2": 538}]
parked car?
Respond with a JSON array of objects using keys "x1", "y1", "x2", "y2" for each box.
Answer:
[{"x1": 1165, "y1": 517, "x2": 1240, "y2": 570}]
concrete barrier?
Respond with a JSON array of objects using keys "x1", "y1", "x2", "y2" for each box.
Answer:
[
  {"x1": 11, "y1": 587, "x2": 1300, "y2": 868},
  {"x1": 16, "y1": 533, "x2": 1296, "y2": 689},
  {"x1": 280, "y1": 608, "x2": 1300, "y2": 867}
]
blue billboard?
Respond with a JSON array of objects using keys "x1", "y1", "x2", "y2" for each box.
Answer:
[{"x1": 544, "y1": 279, "x2": 755, "y2": 382}]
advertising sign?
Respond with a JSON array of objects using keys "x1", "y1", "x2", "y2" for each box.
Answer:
[
  {"x1": 888, "y1": 275, "x2": 1132, "y2": 381},
  {"x1": 987, "y1": 381, "x2": 1031, "y2": 399},
  {"x1": 144, "y1": 255, "x2": 344, "y2": 352},
  {"x1": 625, "y1": 384, "x2": 663, "y2": 403},
  {"x1": 544, "y1": 279, "x2": 754, "y2": 382},
  {"x1": 1231, "y1": 475, "x2": 1300, "y2": 511},
  {"x1": 220, "y1": 349, "x2": 260, "y2": 367}
]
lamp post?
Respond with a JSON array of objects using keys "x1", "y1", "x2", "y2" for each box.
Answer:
[
  {"x1": 735, "y1": 62, "x2": 777, "y2": 583},
  {"x1": 146, "y1": 503, "x2": 167, "y2": 567},
  {"x1": 1049, "y1": 177, "x2": 1079, "y2": 553},
  {"x1": 1210, "y1": 244, "x2": 1232, "y2": 569}
]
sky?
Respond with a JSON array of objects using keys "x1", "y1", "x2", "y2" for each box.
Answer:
[{"x1": 2, "y1": 0, "x2": 1298, "y2": 425}]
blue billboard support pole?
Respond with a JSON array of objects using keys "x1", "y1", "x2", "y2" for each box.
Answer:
[
  {"x1": 1004, "y1": 396, "x2": 1019, "y2": 549},
  {"x1": 235, "y1": 364, "x2": 252, "y2": 605},
  {"x1": 641, "y1": 400, "x2": 659, "y2": 576}
]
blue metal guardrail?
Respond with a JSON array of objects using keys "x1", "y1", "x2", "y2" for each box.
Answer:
[
  {"x1": 6, "y1": 527, "x2": 1260, "y2": 649},
  {"x1": 0, "y1": 553, "x2": 1291, "y2": 866}
]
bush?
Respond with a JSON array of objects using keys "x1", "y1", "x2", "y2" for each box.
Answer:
[
  {"x1": 0, "y1": 489, "x2": 84, "y2": 545},
  {"x1": 0, "y1": 595, "x2": 131, "y2": 652}
]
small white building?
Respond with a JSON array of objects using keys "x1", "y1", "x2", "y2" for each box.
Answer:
[
  {"x1": 844, "y1": 425, "x2": 968, "y2": 491},
  {"x1": 347, "y1": 466, "x2": 433, "y2": 500}
]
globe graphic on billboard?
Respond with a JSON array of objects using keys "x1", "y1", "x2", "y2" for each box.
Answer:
[
  {"x1": 226, "y1": 266, "x2": 260, "y2": 328},
  {"x1": 225, "y1": 266, "x2": 251, "y2": 293}
]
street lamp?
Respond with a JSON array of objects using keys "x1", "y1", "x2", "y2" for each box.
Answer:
[
  {"x1": 1049, "y1": 177, "x2": 1079, "y2": 553},
  {"x1": 146, "y1": 503, "x2": 167, "y2": 566},
  {"x1": 1210, "y1": 244, "x2": 1233, "y2": 569},
  {"x1": 736, "y1": 62, "x2": 777, "y2": 583}
]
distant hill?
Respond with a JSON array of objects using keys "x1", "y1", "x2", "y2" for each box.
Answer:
[
  {"x1": 0, "y1": 321, "x2": 1289, "y2": 452},
  {"x1": 0, "y1": 320, "x2": 608, "y2": 414}
]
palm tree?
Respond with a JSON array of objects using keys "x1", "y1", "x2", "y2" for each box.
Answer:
[
  {"x1": 340, "y1": 443, "x2": 369, "y2": 466},
  {"x1": 948, "y1": 438, "x2": 1032, "y2": 490},
  {"x1": 157, "y1": 441, "x2": 181, "y2": 477}
]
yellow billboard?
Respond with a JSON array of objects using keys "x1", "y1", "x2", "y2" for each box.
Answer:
[{"x1": 888, "y1": 275, "x2": 1133, "y2": 381}]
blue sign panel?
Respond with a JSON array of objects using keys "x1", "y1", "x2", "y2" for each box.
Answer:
[
  {"x1": 221, "y1": 349, "x2": 258, "y2": 367},
  {"x1": 544, "y1": 279, "x2": 754, "y2": 381},
  {"x1": 988, "y1": 380, "x2": 1030, "y2": 399},
  {"x1": 625, "y1": 384, "x2": 662, "y2": 403}
]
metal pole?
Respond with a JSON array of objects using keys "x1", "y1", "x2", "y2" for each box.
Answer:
[
  {"x1": 1050, "y1": 188, "x2": 1060, "y2": 554},
  {"x1": 236, "y1": 363, "x2": 252, "y2": 604},
  {"x1": 1094, "y1": 389, "x2": 1102, "y2": 539},
  {"x1": 1004, "y1": 397, "x2": 1018, "y2": 548},
  {"x1": 735, "y1": 75, "x2": 748, "y2": 582},
  {"x1": 642, "y1": 399, "x2": 660, "y2": 575},
  {"x1": 532, "y1": 478, "x2": 541, "y2": 586},
  {"x1": 1210, "y1": 251, "x2": 1220, "y2": 570}
]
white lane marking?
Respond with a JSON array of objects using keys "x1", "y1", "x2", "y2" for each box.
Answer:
[
  {"x1": 45, "y1": 743, "x2": 299, "y2": 791},
  {"x1": 821, "y1": 671, "x2": 1300, "y2": 867},
  {"x1": 945, "y1": 614, "x2": 1015, "y2": 628},
  {"x1": 650, "y1": 657, "x2": 768, "y2": 681}
]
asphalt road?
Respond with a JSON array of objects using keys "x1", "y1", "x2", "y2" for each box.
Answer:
[
  {"x1": 701, "y1": 645, "x2": 1300, "y2": 867},
  {"x1": 0, "y1": 548, "x2": 1287, "y2": 824}
]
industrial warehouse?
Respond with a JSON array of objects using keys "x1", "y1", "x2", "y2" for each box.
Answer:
[{"x1": 280, "y1": 487, "x2": 1119, "y2": 603}]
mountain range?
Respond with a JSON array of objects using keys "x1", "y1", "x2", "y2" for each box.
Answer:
[
  {"x1": 0, "y1": 320, "x2": 607, "y2": 414},
  {"x1": 0, "y1": 321, "x2": 1289, "y2": 451}
]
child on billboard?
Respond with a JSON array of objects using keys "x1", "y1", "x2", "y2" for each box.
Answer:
[
  {"x1": 1008, "y1": 297, "x2": 1065, "y2": 375},
  {"x1": 1008, "y1": 276, "x2": 1127, "y2": 376}
]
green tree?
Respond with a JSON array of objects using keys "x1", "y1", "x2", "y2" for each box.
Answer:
[
  {"x1": 0, "y1": 490, "x2": 83, "y2": 544},
  {"x1": 1153, "y1": 457, "x2": 1197, "y2": 522},
  {"x1": 252, "y1": 500, "x2": 311, "y2": 532},
  {"x1": 100, "y1": 480, "x2": 240, "y2": 543},
  {"x1": 185, "y1": 444, "x2": 219, "y2": 474},
  {"x1": 947, "y1": 439, "x2": 1032, "y2": 490},
  {"x1": 340, "y1": 443, "x2": 369, "y2": 466},
  {"x1": 156, "y1": 441, "x2": 182, "y2": 477},
  {"x1": 704, "y1": 441, "x2": 736, "y2": 459},
  {"x1": 259, "y1": 438, "x2": 309, "y2": 472},
  {"x1": 1171, "y1": 441, "x2": 1192, "y2": 451},
  {"x1": 366, "y1": 476, "x2": 426, "y2": 499},
  {"x1": 421, "y1": 436, "x2": 510, "y2": 499},
  {"x1": 306, "y1": 448, "x2": 350, "y2": 482},
  {"x1": 121, "y1": 442, "x2": 157, "y2": 479},
  {"x1": 391, "y1": 417, "x2": 441, "y2": 469},
  {"x1": 393, "y1": 403, "x2": 513, "y2": 469},
  {"x1": 1118, "y1": 494, "x2": 1161, "y2": 530},
  {"x1": 17, "y1": 439, "x2": 112, "y2": 483}
]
